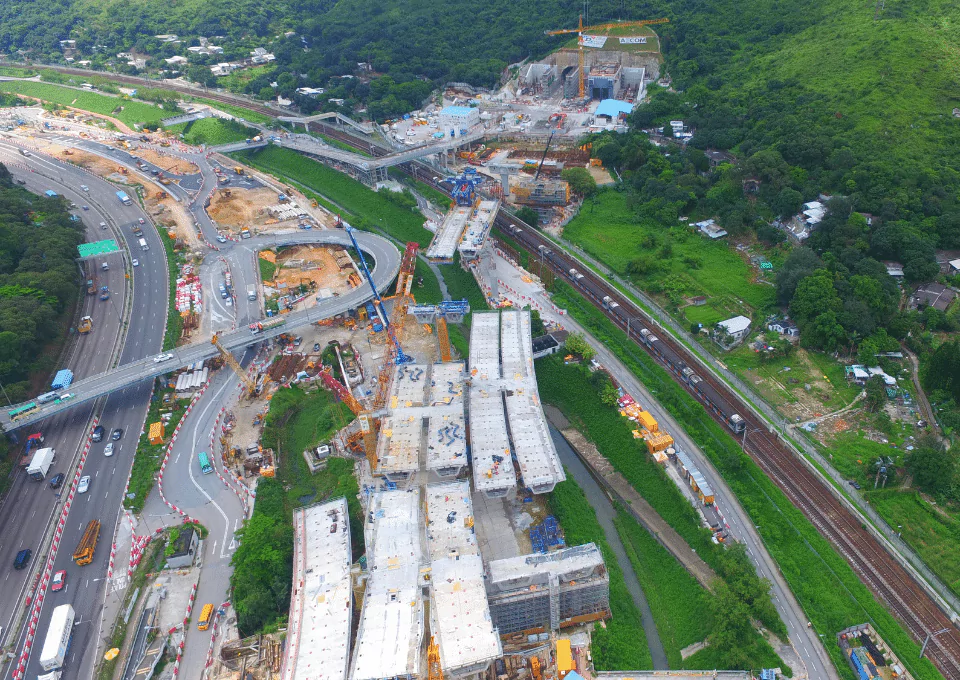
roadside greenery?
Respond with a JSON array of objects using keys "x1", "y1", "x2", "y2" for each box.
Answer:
[
  {"x1": 0, "y1": 80, "x2": 168, "y2": 126},
  {"x1": 165, "y1": 117, "x2": 256, "y2": 146},
  {"x1": 155, "y1": 222, "x2": 183, "y2": 351},
  {"x1": 549, "y1": 476, "x2": 652, "y2": 670},
  {"x1": 258, "y1": 257, "x2": 277, "y2": 283},
  {"x1": 232, "y1": 386, "x2": 359, "y2": 635},
  {"x1": 549, "y1": 279, "x2": 942, "y2": 680},
  {"x1": 124, "y1": 388, "x2": 190, "y2": 513}
]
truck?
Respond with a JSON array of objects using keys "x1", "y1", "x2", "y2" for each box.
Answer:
[
  {"x1": 78, "y1": 316, "x2": 93, "y2": 334},
  {"x1": 39, "y1": 604, "x2": 75, "y2": 671},
  {"x1": 44, "y1": 190, "x2": 58, "y2": 198},
  {"x1": 20, "y1": 432, "x2": 44, "y2": 466},
  {"x1": 240, "y1": 227, "x2": 251, "y2": 239},
  {"x1": 27, "y1": 446, "x2": 55, "y2": 481},
  {"x1": 249, "y1": 317, "x2": 286, "y2": 334},
  {"x1": 86, "y1": 278, "x2": 96, "y2": 295},
  {"x1": 247, "y1": 285, "x2": 257, "y2": 301},
  {"x1": 116, "y1": 190, "x2": 132, "y2": 206},
  {"x1": 132, "y1": 223, "x2": 143, "y2": 237},
  {"x1": 73, "y1": 519, "x2": 100, "y2": 565},
  {"x1": 139, "y1": 238, "x2": 149, "y2": 251}
]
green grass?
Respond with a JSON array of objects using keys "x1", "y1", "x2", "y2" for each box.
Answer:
[
  {"x1": 234, "y1": 145, "x2": 432, "y2": 244},
  {"x1": 215, "y1": 65, "x2": 273, "y2": 94},
  {"x1": 156, "y1": 223, "x2": 183, "y2": 351},
  {"x1": 187, "y1": 97, "x2": 274, "y2": 124},
  {"x1": 0, "y1": 81, "x2": 167, "y2": 126},
  {"x1": 550, "y1": 476, "x2": 653, "y2": 670},
  {"x1": 824, "y1": 431, "x2": 900, "y2": 483},
  {"x1": 564, "y1": 191, "x2": 775, "y2": 314},
  {"x1": 548, "y1": 279, "x2": 944, "y2": 680},
  {"x1": 870, "y1": 490, "x2": 960, "y2": 598},
  {"x1": 387, "y1": 167, "x2": 451, "y2": 208},
  {"x1": 683, "y1": 302, "x2": 729, "y2": 327},
  {"x1": 412, "y1": 259, "x2": 442, "y2": 305},
  {"x1": 124, "y1": 389, "x2": 191, "y2": 513},
  {"x1": 438, "y1": 254, "x2": 489, "y2": 311},
  {"x1": 259, "y1": 257, "x2": 277, "y2": 283},
  {"x1": 0, "y1": 67, "x2": 36, "y2": 77},
  {"x1": 613, "y1": 510, "x2": 714, "y2": 666},
  {"x1": 165, "y1": 117, "x2": 256, "y2": 146}
]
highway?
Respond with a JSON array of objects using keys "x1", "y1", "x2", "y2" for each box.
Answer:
[
  {"x1": 0, "y1": 141, "x2": 170, "y2": 680},
  {"x1": 0, "y1": 230, "x2": 401, "y2": 431}
]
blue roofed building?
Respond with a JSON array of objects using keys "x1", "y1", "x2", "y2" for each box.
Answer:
[
  {"x1": 439, "y1": 105, "x2": 480, "y2": 133},
  {"x1": 594, "y1": 99, "x2": 634, "y2": 122}
]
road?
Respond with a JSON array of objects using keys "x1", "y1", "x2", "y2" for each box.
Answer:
[
  {"x1": 479, "y1": 247, "x2": 837, "y2": 679},
  {"x1": 0, "y1": 141, "x2": 170, "y2": 680}
]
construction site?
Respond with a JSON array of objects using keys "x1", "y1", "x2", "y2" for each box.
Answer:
[
  {"x1": 425, "y1": 168, "x2": 500, "y2": 263},
  {"x1": 260, "y1": 245, "x2": 362, "y2": 313}
]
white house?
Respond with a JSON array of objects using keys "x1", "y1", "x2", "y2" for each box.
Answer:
[
  {"x1": 165, "y1": 56, "x2": 188, "y2": 65},
  {"x1": 439, "y1": 105, "x2": 480, "y2": 133},
  {"x1": 767, "y1": 317, "x2": 799, "y2": 337},
  {"x1": 296, "y1": 87, "x2": 325, "y2": 97},
  {"x1": 695, "y1": 219, "x2": 727, "y2": 240},
  {"x1": 716, "y1": 315, "x2": 752, "y2": 342}
]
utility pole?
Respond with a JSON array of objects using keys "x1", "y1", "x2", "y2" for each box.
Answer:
[{"x1": 920, "y1": 628, "x2": 950, "y2": 659}]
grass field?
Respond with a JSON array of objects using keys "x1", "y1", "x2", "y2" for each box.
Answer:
[
  {"x1": 0, "y1": 81, "x2": 167, "y2": 126},
  {"x1": 165, "y1": 117, "x2": 255, "y2": 146},
  {"x1": 564, "y1": 191, "x2": 775, "y2": 315},
  {"x1": 258, "y1": 257, "x2": 277, "y2": 283},
  {"x1": 550, "y1": 477, "x2": 653, "y2": 670},
  {"x1": 124, "y1": 389, "x2": 191, "y2": 513},
  {"x1": 188, "y1": 97, "x2": 274, "y2": 124},
  {"x1": 233, "y1": 146, "x2": 433, "y2": 244},
  {"x1": 438, "y1": 255, "x2": 488, "y2": 311},
  {"x1": 548, "y1": 279, "x2": 944, "y2": 680},
  {"x1": 870, "y1": 490, "x2": 960, "y2": 597}
]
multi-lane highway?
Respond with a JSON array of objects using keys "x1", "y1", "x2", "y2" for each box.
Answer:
[{"x1": 0, "y1": 141, "x2": 170, "y2": 680}]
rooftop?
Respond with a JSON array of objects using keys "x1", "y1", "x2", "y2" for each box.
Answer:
[
  {"x1": 425, "y1": 482, "x2": 502, "y2": 674},
  {"x1": 282, "y1": 498, "x2": 352, "y2": 680},
  {"x1": 717, "y1": 315, "x2": 751, "y2": 335},
  {"x1": 426, "y1": 206, "x2": 471, "y2": 262},
  {"x1": 440, "y1": 105, "x2": 476, "y2": 117},
  {"x1": 488, "y1": 543, "x2": 606, "y2": 586},
  {"x1": 426, "y1": 363, "x2": 467, "y2": 474},
  {"x1": 594, "y1": 99, "x2": 634, "y2": 118},
  {"x1": 350, "y1": 489, "x2": 424, "y2": 680}
]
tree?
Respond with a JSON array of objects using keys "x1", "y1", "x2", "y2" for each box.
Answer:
[
  {"x1": 776, "y1": 247, "x2": 822, "y2": 304},
  {"x1": 516, "y1": 206, "x2": 538, "y2": 228},
  {"x1": 565, "y1": 333, "x2": 595, "y2": 361},
  {"x1": 864, "y1": 375, "x2": 887, "y2": 411},
  {"x1": 561, "y1": 167, "x2": 598, "y2": 198},
  {"x1": 772, "y1": 187, "x2": 803, "y2": 218},
  {"x1": 789, "y1": 269, "x2": 840, "y2": 326},
  {"x1": 905, "y1": 441, "x2": 957, "y2": 497},
  {"x1": 529, "y1": 309, "x2": 547, "y2": 338}
]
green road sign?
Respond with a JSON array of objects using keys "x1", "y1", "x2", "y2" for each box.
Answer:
[{"x1": 78, "y1": 240, "x2": 121, "y2": 258}]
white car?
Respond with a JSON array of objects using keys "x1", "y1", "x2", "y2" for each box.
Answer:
[
  {"x1": 104, "y1": 443, "x2": 114, "y2": 457},
  {"x1": 77, "y1": 476, "x2": 90, "y2": 494},
  {"x1": 132, "y1": 259, "x2": 139, "y2": 267},
  {"x1": 154, "y1": 353, "x2": 174, "y2": 363},
  {"x1": 80, "y1": 185, "x2": 89, "y2": 192},
  {"x1": 216, "y1": 235, "x2": 227, "y2": 243}
]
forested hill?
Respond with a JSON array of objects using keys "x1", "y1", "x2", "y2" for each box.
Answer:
[{"x1": 0, "y1": 165, "x2": 84, "y2": 401}]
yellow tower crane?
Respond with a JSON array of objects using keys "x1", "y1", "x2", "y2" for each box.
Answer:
[
  {"x1": 427, "y1": 636, "x2": 443, "y2": 680},
  {"x1": 211, "y1": 334, "x2": 257, "y2": 395},
  {"x1": 545, "y1": 17, "x2": 670, "y2": 99}
]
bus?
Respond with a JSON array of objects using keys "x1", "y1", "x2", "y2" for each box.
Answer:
[
  {"x1": 197, "y1": 451, "x2": 214, "y2": 475},
  {"x1": 9, "y1": 402, "x2": 39, "y2": 422},
  {"x1": 197, "y1": 603, "x2": 214, "y2": 631}
]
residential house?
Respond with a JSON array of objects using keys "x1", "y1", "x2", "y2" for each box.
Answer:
[
  {"x1": 296, "y1": 87, "x2": 326, "y2": 98},
  {"x1": 165, "y1": 56, "x2": 188, "y2": 65},
  {"x1": 882, "y1": 261, "x2": 904, "y2": 279},
  {"x1": 695, "y1": 219, "x2": 727, "y2": 240},
  {"x1": 532, "y1": 334, "x2": 561, "y2": 359},
  {"x1": 767, "y1": 317, "x2": 799, "y2": 337},
  {"x1": 715, "y1": 315, "x2": 751, "y2": 347},
  {"x1": 912, "y1": 283, "x2": 958, "y2": 312}
]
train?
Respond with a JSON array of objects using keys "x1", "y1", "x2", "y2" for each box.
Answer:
[{"x1": 504, "y1": 223, "x2": 746, "y2": 436}]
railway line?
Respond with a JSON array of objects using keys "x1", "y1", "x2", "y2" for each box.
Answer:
[{"x1": 493, "y1": 214, "x2": 960, "y2": 680}]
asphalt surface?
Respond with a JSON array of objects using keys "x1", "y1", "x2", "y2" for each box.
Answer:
[{"x1": 0, "y1": 141, "x2": 169, "y2": 680}]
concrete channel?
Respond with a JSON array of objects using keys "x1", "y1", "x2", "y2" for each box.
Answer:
[{"x1": 549, "y1": 423, "x2": 668, "y2": 670}]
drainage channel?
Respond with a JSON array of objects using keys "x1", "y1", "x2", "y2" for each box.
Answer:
[{"x1": 549, "y1": 422, "x2": 668, "y2": 670}]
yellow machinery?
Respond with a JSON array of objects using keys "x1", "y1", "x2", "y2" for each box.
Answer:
[
  {"x1": 211, "y1": 334, "x2": 257, "y2": 394},
  {"x1": 545, "y1": 17, "x2": 669, "y2": 98},
  {"x1": 531, "y1": 656, "x2": 542, "y2": 680},
  {"x1": 437, "y1": 317, "x2": 452, "y2": 363},
  {"x1": 427, "y1": 636, "x2": 443, "y2": 680},
  {"x1": 78, "y1": 316, "x2": 93, "y2": 334},
  {"x1": 234, "y1": 166, "x2": 245, "y2": 175}
]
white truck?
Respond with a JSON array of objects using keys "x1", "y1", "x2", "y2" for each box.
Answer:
[
  {"x1": 39, "y1": 604, "x2": 75, "y2": 671},
  {"x1": 38, "y1": 672, "x2": 62, "y2": 680},
  {"x1": 27, "y1": 446, "x2": 56, "y2": 481},
  {"x1": 247, "y1": 285, "x2": 257, "y2": 301},
  {"x1": 139, "y1": 238, "x2": 149, "y2": 251}
]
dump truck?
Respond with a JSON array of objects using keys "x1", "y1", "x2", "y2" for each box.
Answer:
[
  {"x1": 27, "y1": 446, "x2": 55, "y2": 481},
  {"x1": 21, "y1": 432, "x2": 44, "y2": 466},
  {"x1": 240, "y1": 227, "x2": 251, "y2": 239},
  {"x1": 234, "y1": 166, "x2": 245, "y2": 175},
  {"x1": 39, "y1": 604, "x2": 75, "y2": 671},
  {"x1": 78, "y1": 316, "x2": 93, "y2": 334},
  {"x1": 73, "y1": 519, "x2": 100, "y2": 566}
]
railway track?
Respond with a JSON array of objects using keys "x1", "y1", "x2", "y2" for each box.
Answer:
[{"x1": 491, "y1": 213, "x2": 960, "y2": 679}]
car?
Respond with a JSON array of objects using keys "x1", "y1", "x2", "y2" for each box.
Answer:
[
  {"x1": 77, "y1": 476, "x2": 90, "y2": 494},
  {"x1": 82, "y1": 205, "x2": 89, "y2": 210},
  {"x1": 313, "y1": 342, "x2": 321, "y2": 352},
  {"x1": 111, "y1": 428, "x2": 123, "y2": 441},
  {"x1": 150, "y1": 169, "x2": 159, "y2": 175},
  {"x1": 216, "y1": 235, "x2": 227, "y2": 243},
  {"x1": 51, "y1": 570, "x2": 66, "y2": 592},
  {"x1": 848, "y1": 480, "x2": 862, "y2": 490},
  {"x1": 54, "y1": 393, "x2": 72, "y2": 404},
  {"x1": 104, "y1": 442, "x2": 114, "y2": 457},
  {"x1": 92, "y1": 425, "x2": 105, "y2": 442},
  {"x1": 132, "y1": 258, "x2": 139, "y2": 267},
  {"x1": 14, "y1": 549, "x2": 31, "y2": 570},
  {"x1": 225, "y1": 297, "x2": 232, "y2": 307},
  {"x1": 100, "y1": 222, "x2": 107, "y2": 230},
  {"x1": 154, "y1": 353, "x2": 174, "y2": 363},
  {"x1": 138, "y1": 218, "x2": 146, "y2": 225},
  {"x1": 80, "y1": 185, "x2": 89, "y2": 192},
  {"x1": 49, "y1": 472, "x2": 65, "y2": 490}
]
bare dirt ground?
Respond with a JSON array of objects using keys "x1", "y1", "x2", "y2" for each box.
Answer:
[
  {"x1": 267, "y1": 245, "x2": 354, "y2": 298},
  {"x1": 127, "y1": 146, "x2": 198, "y2": 175},
  {"x1": 587, "y1": 164, "x2": 615, "y2": 185},
  {"x1": 207, "y1": 186, "x2": 279, "y2": 228}
]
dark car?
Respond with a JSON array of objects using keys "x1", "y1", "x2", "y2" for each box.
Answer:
[
  {"x1": 92, "y1": 425, "x2": 105, "y2": 442},
  {"x1": 848, "y1": 480, "x2": 862, "y2": 490},
  {"x1": 111, "y1": 428, "x2": 123, "y2": 441},
  {"x1": 49, "y1": 472, "x2": 65, "y2": 490},
  {"x1": 14, "y1": 549, "x2": 31, "y2": 570}
]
